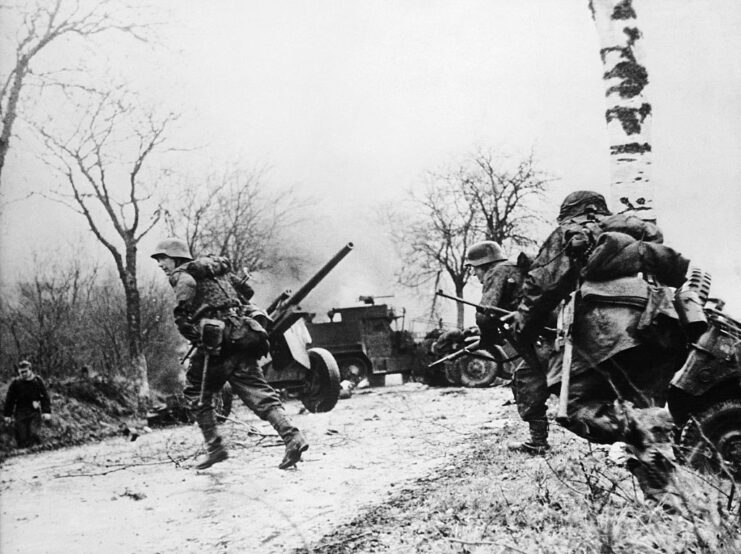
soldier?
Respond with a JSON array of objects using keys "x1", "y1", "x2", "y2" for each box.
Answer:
[
  {"x1": 3, "y1": 361, "x2": 52, "y2": 448},
  {"x1": 465, "y1": 241, "x2": 550, "y2": 454},
  {"x1": 152, "y1": 238, "x2": 308, "y2": 470},
  {"x1": 508, "y1": 190, "x2": 690, "y2": 505}
]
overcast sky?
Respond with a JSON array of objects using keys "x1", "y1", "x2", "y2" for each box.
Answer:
[{"x1": 1, "y1": 0, "x2": 740, "y2": 327}]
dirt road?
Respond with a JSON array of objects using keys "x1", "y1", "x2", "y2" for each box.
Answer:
[{"x1": 0, "y1": 383, "x2": 515, "y2": 553}]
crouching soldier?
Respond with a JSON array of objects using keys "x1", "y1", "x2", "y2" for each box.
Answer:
[
  {"x1": 508, "y1": 191, "x2": 690, "y2": 507},
  {"x1": 152, "y1": 238, "x2": 308, "y2": 470},
  {"x1": 466, "y1": 241, "x2": 551, "y2": 454}
]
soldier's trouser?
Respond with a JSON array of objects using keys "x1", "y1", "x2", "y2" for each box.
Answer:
[
  {"x1": 184, "y1": 347, "x2": 285, "y2": 445},
  {"x1": 552, "y1": 344, "x2": 678, "y2": 446},
  {"x1": 14, "y1": 412, "x2": 41, "y2": 448},
  {"x1": 512, "y1": 359, "x2": 550, "y2": 422}
]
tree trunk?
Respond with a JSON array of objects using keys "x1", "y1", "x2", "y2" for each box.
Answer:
[
  {"x1": 589, "y1": 0, "x2": 654, "y2": 221},
  {"x1": 455, "y1": 282, "x2": 466, "y2": 329},
  {"x1": 123, "y1": 243, "x2": 150, "y2": 414},
  {"x1": 0, "y1": 57, "x2": 28, "y2": 184}
]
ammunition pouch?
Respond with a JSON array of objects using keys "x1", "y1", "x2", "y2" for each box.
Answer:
[
  {"x1": 224, "y1": 313, "x2": 270, "y2": 358},
  {"x1": 199, "y1": 318, "x2": 225, "y2": 355}
]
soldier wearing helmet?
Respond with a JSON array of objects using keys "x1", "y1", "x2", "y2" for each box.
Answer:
[
  {"x1": 466, "y1": 240, "x2": 550, "y2": 454},
  {"x1": 152, "y1": 238, "x2": 308, "y2": 471},
  {"x1": 508, "y1": 191, "x2": 690, "y2": 507}
]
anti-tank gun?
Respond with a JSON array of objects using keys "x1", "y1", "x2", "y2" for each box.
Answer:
[{"x1": 261, "y1": 243, "x2": 353, "y2": 413}]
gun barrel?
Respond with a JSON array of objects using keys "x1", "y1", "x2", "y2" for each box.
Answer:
[
  {"x1": 282, "y1": 242, "x2": 354, "y2": 311},
  {"x1": 435, "y1": 290, "x2": 511, "y2": 316}
]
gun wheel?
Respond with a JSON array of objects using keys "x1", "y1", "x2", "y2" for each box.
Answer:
[
  {"x1": 301, "y1": 348, "x2": 341, "y2": 413},
  {"x1": 444, "y1": 361, "x2": 462, "y2": 386},
  {"x1": 678, "y1": 399, "x2": 741, "y2": 480},
  {"x1": 338, "y1": 356, "x2": 371, "y2": 386},
  {"x1": 458, "y1": 349, "x2": 500, "y2": 388}
]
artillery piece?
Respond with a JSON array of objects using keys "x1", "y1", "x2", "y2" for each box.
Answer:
[{"x1": 261, "y1": 243, "x2": 353, "y2": 413}]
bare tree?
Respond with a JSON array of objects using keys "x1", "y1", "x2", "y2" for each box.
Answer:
[
  {"x1": 391, "y1": 173, "x2": 478, "y2": 328},
  {"x1": 164, "y1": 164, "x2": 311, "y2": 275},
  {"x1": 38, "y1": 89, "x2": 176, "y2": 409},
  {"x1": 389, "y1": 149, "x2": 552, "y2": 328},
  {"x1": 462, "y1": 149, "x2": 550, "y2": 249},
  {"x1": 0, "y1": 0, "x2": 148, "y2": 185}
]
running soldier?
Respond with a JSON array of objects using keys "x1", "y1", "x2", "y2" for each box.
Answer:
[
  {"x1": 508, "y1": 190, "x2": 690, "y2": 505},
  {"x1": 152, "y1": 238, "x2": 308, "y2": 470},
  {"x1": 465, "y1": 241, "x2": 550, "y2": 454}
]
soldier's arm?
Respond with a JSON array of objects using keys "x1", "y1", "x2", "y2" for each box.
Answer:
[
  {"x1": 516, "y1": 228, "x2": 578, "y2": 341},
  {"x1": 170, "y1": 271, "x2": 200, "y2": 341}
]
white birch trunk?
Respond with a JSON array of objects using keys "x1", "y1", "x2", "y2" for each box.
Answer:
[{"x1": 589, "y1": 0, "x2": 654, "y2": 221}]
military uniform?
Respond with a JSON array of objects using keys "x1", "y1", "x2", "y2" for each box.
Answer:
[
  {"x1": 513, "y1": 191, "x2": 690, "y2": 503},
  {"x1": 153, "y1": 239, "x2": 308, "y2": 470},
  {"x1": 466, "y1": 242, "x2": 550, "y2": 453}
]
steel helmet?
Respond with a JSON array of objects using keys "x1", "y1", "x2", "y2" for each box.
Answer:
[
  {"x1": 151, "y1": 238, "x2": 193, "y2": 261},
  {"x1": 465, "y1": 241, "x2": 506, "y2": 267}
]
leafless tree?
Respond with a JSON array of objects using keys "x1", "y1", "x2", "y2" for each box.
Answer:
[
  {"x1": 389, "y1": 149, "x2": 552, "y2": 328},
  {"x1": 0, "y1": 0, "x2": 149, "y2": 185},
  {"x1": 391, "y1": 174, "x2": 477, "y2": 328},
  {"x1": 164, "y1": 164, "x2": 311, "y2": 276},
  {"x1": 38, "y1": 89, "x2": 176, "y2": 409},
  {"x1": 463, "y1": 149, "x2": 551, "y2": 249}
]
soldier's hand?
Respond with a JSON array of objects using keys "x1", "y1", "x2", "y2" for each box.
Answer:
[
  {"x1": 42, "y1": 413, "x2": 52, "y2": 422},
  {"x1": 3, "y1": 417, "x2": 12, "y2": 424}
]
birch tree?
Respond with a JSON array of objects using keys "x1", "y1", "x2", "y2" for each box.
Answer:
[{"x1": 589, "y1": 0, "x2": 654, "y2": 221}]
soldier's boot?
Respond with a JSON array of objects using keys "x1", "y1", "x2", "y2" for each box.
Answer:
[
  {"x1": 194, "y1": 411, "x2": 229, "y2": 470},
  {"x1": 266, "y1": 408, "x2": 309, "y2": 470},
  {"x1": 507, "y1": 419, "x2": 550, "y2": 455},
  {"x1": 626, "y1": 450, "x2": 682, "y2": 513}
]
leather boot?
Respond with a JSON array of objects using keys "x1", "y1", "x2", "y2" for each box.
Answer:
[
  {"x1": 265, "y1": 408, "x2": 309, "y2": 470},
  {"x1": 626, "y1": 450, "x2": 682, "y2": 513},
  {"x1": 194, "y1": 410, "x2": 228, "y2": 470},
  {"x1": 507, "y1": 419, "x2": 550, "y2": 455}
]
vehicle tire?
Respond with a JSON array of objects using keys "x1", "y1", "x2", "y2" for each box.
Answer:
[
  {"x1": 677, "y1": 399, "x2": 741, "y2": 479},
  {"x1": 338, "y1": 356, "x2": 371, "y2": 385},
  {"x1": 214, "y1": 382, "x2": 233, "y2": 423},
  {"x1": 301, "y1": 348, "x2": 341, "y2": 413},
  {"x1": 458, "y1": 349, "x2": 500, "y2": 388},
  {"x1": 444, "y1": 361, "x2": 462, "y2": 386}
]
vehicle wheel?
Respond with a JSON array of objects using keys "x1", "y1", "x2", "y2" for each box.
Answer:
[
  {"x1": 214, "y1": 382, "x2": 233, "y2": 423},
  {"x1": 301, "y1": 348, "x2": 341, "y2": 413},
  {"x1": 338, "y1": 356, "x2": 371, "y2": 385},
  {"x1": 678, "y1": 399, "x2": 741, "y2": 479},
  {"x1": 444, "y1": 361, "x2": 462, "y2": 386},
  {"x1": 458, "y1": 350, "x2": 500, "y2": 388}
]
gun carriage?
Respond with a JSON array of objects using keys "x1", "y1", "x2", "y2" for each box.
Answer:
[{"x1": 261, "y1": 243, "x2": 353, "y2": 413}]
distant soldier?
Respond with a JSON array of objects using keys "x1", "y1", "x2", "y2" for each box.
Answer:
[
  {"x1": 152, "y1": 238, "x2": 308, "y2": 470},
  {"x1": 3, "y1": 361, "x2": 52, "y2": 448},
  {"x1": 508, "y1": 191, "x2": 690, "y2": 505},
  {"x1": 466, "y1": 241, "x2": 550, "y2": 454}
]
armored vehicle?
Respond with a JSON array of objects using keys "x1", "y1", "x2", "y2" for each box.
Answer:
[
  {"x1": 306, "y1": 299, "x2": 419, "y2": 386},
  {"x1": 667, "y1": 270, "x2": 741, "y2": 478}
]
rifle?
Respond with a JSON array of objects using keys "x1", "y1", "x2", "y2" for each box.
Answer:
[
  {"x1": 435, "y1": 290, "x2": 513, "y2": 318},
  {"x1": 428, "y1": 339, "x2": 498, "y2": 368},
  {"x1": 555, "y1": 290, "x2": 578, "y2": 425}
]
